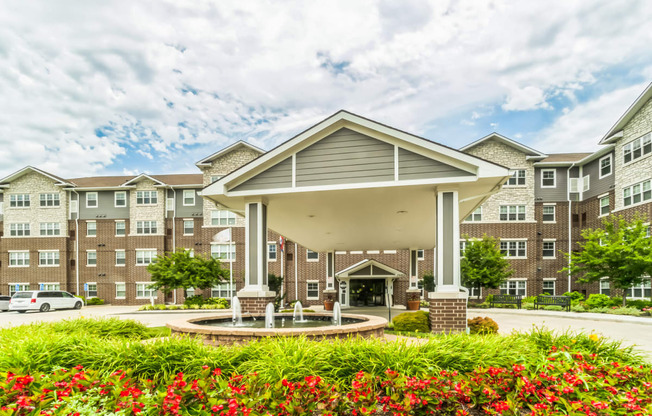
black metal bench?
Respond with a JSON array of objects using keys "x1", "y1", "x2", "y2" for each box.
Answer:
[
  {"x1": 490, "y1": 294, "x2": 522, "y2": 309},
  {"x1": 534, "y1": 295, "x2": 571, "y2": 312}
]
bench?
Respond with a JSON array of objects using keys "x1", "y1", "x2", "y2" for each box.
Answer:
[
  {"x1": 490, "y1": 294, "x2": 522, "y2": 309},
  {"x1": 534, "y1": 295, "x2": 571, "y2": 312}
]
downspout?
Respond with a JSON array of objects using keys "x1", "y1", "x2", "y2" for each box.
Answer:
[
  {"x1": 567, "y1": 162, "x2": 577, "y2": 293},
  {"x1": 294, "y1": 242, "x2": 298, "y2": 301},
  {"x1": 170, "y1": 186, "x2": 177, "y2": 304},
  {"x1": 72, "y1": 189, "x2": 80, "y2": 296}
]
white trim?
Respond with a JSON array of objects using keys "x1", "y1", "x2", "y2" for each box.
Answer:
[
  {"x1": 86, "y1": 249, "x2": 97, "y2": 267},
  {"x1": 195, "y1": 140, "x2": 265, "y2": 166},
  {"x1": 542, "y1": 202, "x2": 557, "y2": 206},
  {"x1": 135, "y1": 282, "x2": 157, "y2": 299},
  {"x1": 367, "y1": 250, "x2": 380, "y2": 254},
  {"x1": 393, "y1": 145, "x2": 399, "y2": 181},
  {"x1": 114, "y1": 191, "x2": 127, "y2": 208},
  {"x1": 86, "y1": 220, "x2": 97, "y2": 237},
  {"x1": 267, "y1": 242, "x2": 277, "y2": 262},
  {"x1": 540, "y1": 169, "x2": 556, "y2": 188},
  {"x1": 598, "y1": 154, "x2": 613, "y2": 179},
  {"x1": 114, "y1": 220, "x2": 126, "y2": 237},
  {"x1": 182, "y1": 189, "x2": 196, "y2": 206},
  {"x1": 8, "y1": 250, "x2": 30, "y2": 268},
  {"x1": 542, "y1": 238, "x2": 557, "y2": 241},
  {"x1": 37, "y1": 250, "x2": 60, "y2": 268},
  {"x1": 306, "y1": 249, "x2": 319, "y2": 262},
  {"x1": 383, "y1": 250, "x2": 397, "y2": 254},
  {"x1": 306, "y1": 281, "x2": 320, "y2": 300},
  {"x1": 182, "y1": 219, "x2": 194, "y2": 236},
  {"x1": 85, "y1": 192, "x2": 98, "y2": 208},
  {"x1": 291, "y1": 154, "x2": 296, "y2": 188},
  {"x1": 436, "y1": 190, "x2": 460, "y2": 292},
  {"x1": 460, "y1": 132, "x2": 547, "y2": 158},
  {"x1": 115, "y1": 249, "x2": 126, "y2": 267},
  {"x1": 350, "y1": 251, "x2": 363, "y2": 254},
  {"x1": 122, "y1": 173, "x2": 165, "y2": 187}
]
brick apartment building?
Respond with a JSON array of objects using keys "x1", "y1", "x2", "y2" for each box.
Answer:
[{"x1": 0, "y1": 83, "x2": 651, "y2": 307}]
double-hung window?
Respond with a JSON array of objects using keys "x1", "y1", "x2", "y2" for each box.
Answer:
[
  {"x1": 136, "y1": 283, "x2": 156, "y2": 298},
  {"x1": 10, "y1": 223, "x2": 30, "y2": 237},
  {"x1": 86, "y1": 192, "x2": 98, "y2": 208},
  {"x1": 627, "y1": 280, "x2": 651, "y2": 299},
  {"x1": 599, "y1": 196, "x2": 610, "y2": 216},
  {"x1": 114, "y1": 191, "x2": 127, "y2": 207},
  {"x1": 500, "y1": 280, "x2": 526, "y2": 296},
  {"x1": 599, "y1": 155, "x2": 612, "y2": 178},
  {"x1": 136, "y1": 250, "x2": 157, "y2": 265},
  {"x1": 9, "y1": 284, "x2": 29, "y2": 295},
  {"x1": 40, "y1": 222, "x2": 60, "y2": 236},
  {"x1": 542, "y1": 241, "x2": 555, "y2": 258},
  {"x1": 115, "y1": 221, "x2": 126, "y2": 236},
  {"x1": 115, "y1": 283, "x2": 126, "y2": 299},
  {"x1": 136, "y1": 221, "x2": 157, "y2": 235},
  {"x1": 541, "y1": 169, "x2": 556, "y2": 187},
  {"x1": 623, "y1": 179, "x2": 652, "y2": 207},
  {"x1": 38, "y1": 251, "x2": 60, "y2": 266},
  {"x1": 40, "y1": 193, "x2": 60, "y2": 207},
  {"x1": 136, "y1": 191, "x2": 158, "y2": 205},
  {"x1": 506, "y1": 169, "x2": 526, "y2": 186},
  {"x1": 542, "y1": 205, "x2": 555, "y2": 222},
  {"x1": 499, "y1": 205, "x2": 525, "y2": 221},
  {"x1": 623, "y1": 133, "x2": 652, "y2": 164},
  {"x1": 600, "y1": 280, "x2": 610, "y2": 296},
  {"x1": 500, "y1": 241, "x2": 526, "y2": 258},
  {"x1": 211, "y1": 283, "x2": 236, "y2": 298},
  {"x1": 86, "y1": 283, "x2": 98, "y2": 298},
  {"x1": 10, "y1": 194, "x2": 30, "y2": 207},
  {"x1": 183, "y1": 220, "x2": 194, "y2": 235},
  {"x1": 211, "y1": 243, "x2": 235, "y2": 261},
  {"x1": 307, "y1": 282, "x2": 319, "y2": 300},
  {"x1": 211, "y1": 210, "x2": 236, "y2": 226},
  {"x1": 542, "y1": 281, "x2": 555, "y2": 296},
  {"x1": 183, "y1": 190, "x2": 195, "y2": 206},
  {"x1": 86, "y1": 221, "x2": 96, "y2": 237},
  {"x1": 9, "y1": 251, "x2": 30, "y2": 267},
  {"x1": 268, "y1": 243, "x2": 277, "y2": 261},
  {"x1": 115, "y1": 250, "x2": 126, "y2": 266},
  {"x1": 87, "y1": 250, "x2": 97, "y2": 266}
]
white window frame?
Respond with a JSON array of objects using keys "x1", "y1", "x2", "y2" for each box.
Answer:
[
  {"x1": 211, "y1": 282, "x2": 236, "y2": 298},
  {"x1": 136, "y1": 190, "x2": 158, "y2": 206},
  {"x1": 268, "y1": 242, "x2": 277, "y2": 262},
  {"x1": 182, "y1": 190, "x2": 195, "y2": 206},
  {"x1": 499, "y1": 205, "x2": 526, "y2": 221},
  {"x1": 136, "y1": 282, "x2": 156, "y2": 299},
  {"x1": 210, "y1": 243, "x2": 235, "y2": 262},
  {"x1": 542, "y1": 280, "x2": 555, "y2": 296},
  {"x1": 136, "y1": 220, "x2": 158, "y2": 235},
  {"x1": 135, "y1": 249, "x2": 157, "y2": 266},
  {"x1": 499, "y1": 280, "x2": 526, "y2": 296},
  {"x1": 9, "y1": 194, "x2": 30, "y2": 208},
  {"x1": 306, "y1": 249, "x2": 319, "y2": 262},
  {"x1": 86, "y1": 282, "x2": 98, "y2": 298},
  {"x1": 38, "y1": 250, "x2": 60, "y2": 267},
  {"x1": 505, "y1": 169, "x2": 526, "y2": 186},
  {"x1": 39, "y1": 283, "x2": 61, "y2": 291},
  {"x1": 86, "y1": 221, "x2": 96, "y2": 237},
  {"x1": 499, "y1": 240, "x2": 527, "y2": 258},
  {"x1": 9, "y1": 251, "x2": 30, "y2": 267},
  {"x1": 39, "y1": 193, "x2": 60, "y2": 207},
  {"x1": 86, "y1": 192, "x2": 98, "y2": 208},
  {"x1": 542, "y1": 204, "x2": 555, "y2": 223},
  {"x1": 115, "y1": 220, "x2": 126, "y2": 237},
  {"x1": 40, "y1": 222, "x2": 61, "y2": 236},
  {"x1": 626, "y1": 280, "x2": 651, "y2": 299},
  {"x1": 183, "y1": 219, "x2": 194, "y2": 236},
  {"x1": 115, "y1": 249, "x2": 126, "y2": 267},
  {"x1": 541, "y1": 169, "x2": 556, "y2": 188},
  {"x1": 599, "y1": 154, "x2": 612, "y2": 179},
  {"x1": 582, "y1": 175, "x2": 590, "y2": 192},
  {"x1": 599, "y1": 279, "x2": 610, "y2": 296},
  {"x1": 465, "y1": 207, "x2": 482, "y2": 222},
  {"x1": 210, "y1": 210, "x2": 236, "y2": 226},
  {"x1": 9, "y1": 283, "x2": 30, "y2": 296},
  {"x1": 306, "y1": 281, "x2": 319, "y2": 300},
  {"x1": 86, "y1": 250, "x2": 97, "y2": 267},
  {"x1": 542, "y1": 240, "x2": 556, "y2": 258},
  {"x1": 166, "y1": 197, "x2": 174, "y2": 211},
  {"x1": 210, "y1": 175, "x2": 222, "y2": 184},
  {"x1": 599, "y1": 195, "x2": 610, "y2": 217},
  {"x1": 383, "y1": 250, "x2": 397, "y2": 254},
  {"x1": 623, "y1": 179, "x2": 652, "y2": 207},
  {"x1": 569, "y1": 177, "x2": 579, "y2": 193},
  {"x1": 115, "y1": 282, "x2": 126, "y2": 299},
  {"x1": 469, "y1": 286, "x2": 482, "y2": 298},
  {"x1": 417, "y1": 249, "x2": 425, "y2": 260},
  {"x1": 10, "y1": 223, "x2": 30, "y2": 237},
  {"x1": 114, "y1": 191, "x2": 127, "y2": 208},
  {"x1": 623, "y1": 132, "x2": 652, "y2": 165}
]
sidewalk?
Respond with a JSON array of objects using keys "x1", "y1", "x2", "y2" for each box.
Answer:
[{"x1": 469, "y1": 307, "x2": 652, "y2": 325}]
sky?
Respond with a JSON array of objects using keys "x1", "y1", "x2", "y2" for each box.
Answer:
[{"x1": 1, "y1": 0, "x2": 651, "y2": 179}]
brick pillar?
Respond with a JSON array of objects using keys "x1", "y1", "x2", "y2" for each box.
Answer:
[
  {"x1": 238, "y1": 296, "x2": 276, "y2": 314},
  {"x1": 429, "y1": 293, "x2": 467, "y2": 334}
]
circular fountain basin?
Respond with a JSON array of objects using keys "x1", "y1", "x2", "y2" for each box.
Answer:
[{"x1": 167, "y1": 313, "x2": 387, "y2": 345}]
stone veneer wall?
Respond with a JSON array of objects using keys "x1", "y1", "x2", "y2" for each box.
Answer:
[
  {"x1": 614, "y1": 97, "x2": 652, "y2": 212},
  {"x1": 464, "y1": 140, "x2": 536, "y2": 223},
  {"x1": 129, "y1": 179, "x2": 165, "y2": 236}
]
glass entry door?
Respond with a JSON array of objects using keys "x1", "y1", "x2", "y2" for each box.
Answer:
[{"x1": 349, "y1": 279, "x2": 386, "y2": 307}]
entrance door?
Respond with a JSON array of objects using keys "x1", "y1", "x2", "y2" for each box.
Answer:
[{"x1": 349, "y1": 279, "x2": 385, "y2": 307}]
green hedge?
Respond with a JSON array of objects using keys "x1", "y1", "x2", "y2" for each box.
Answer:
[{"x1": 392, "y1": 311, "x2": 430, "y2": 332}]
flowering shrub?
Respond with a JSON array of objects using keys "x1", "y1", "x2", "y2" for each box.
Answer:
[
  {"x1": 2, "y1": 346, "x2": 650, "y2": 415},
  {"x1": 468, "y1": 317, "x2": 499, "y2": 334}
]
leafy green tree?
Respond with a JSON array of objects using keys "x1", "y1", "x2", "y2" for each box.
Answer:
[
  {"x1": 563, "y1": 215, "x2": 652, "y2": 306},
  {"x1": 268, "y1": 273, "x2": 286, "y2": 311},
  {"x1": 147, "y1": 250, "x2": 230, "y2": 295},
  {"x1": 460, "y1": 234, "x2": 513, "y2": 299}
]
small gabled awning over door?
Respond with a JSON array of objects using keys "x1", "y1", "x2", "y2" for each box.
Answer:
[{"x1": 336, "y1": 259, "x2": 405, "y2": 279}]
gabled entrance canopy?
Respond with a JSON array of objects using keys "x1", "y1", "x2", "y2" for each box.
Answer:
[{"x1": 336, "y1": 259, "x2": 404, "y2": 279}]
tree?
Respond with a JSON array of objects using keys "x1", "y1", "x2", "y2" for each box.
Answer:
[
  {"x1": 460, "y1": 234, "x2": 513, "y2": 299},
  {"x1": 563, "y1": 215, "x2": 652, "y2": 306},
  {"x1": 147, "y1": 250, "x2": 230, "y2": 295},
  {"x1": 267, "y1": 273, "x2": 285, "y2": 311}
]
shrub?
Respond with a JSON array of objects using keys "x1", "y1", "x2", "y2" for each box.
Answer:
[
  {"x1": 392, "y1": 311, "x2": 430, "y2": 332},
  {"x1": 585, "y1": 294, "x2": 612, "y2": 309},
  {"x1": 183, "y1": 295, "x2": 205, "y2": 306},
  {"x1": 607, "y1": 307, "x2": 642, "y2": 317},
  {"x1": 467, "y1": 316, "x2": 498, "y2": 334},
  {"x1": 588, "y1": 307, "x2": 610, "y2": 314},
  {"x1": 522, "y1": 302, "x2": 535, "y2": 310},
  {"x1": 543, "y1": 305, "x2": 564, "y2": 311},
  {"x1": 485, "y1": 294, "x2": 494, "y2": 304},
  {"x1": 523, "y1": 296, "x2": 537, "y2": 304},
  {"x1": 626, "y1": 299, "x2": 652, "y2": 310},
  {"x1": 86, "y1": 298, "x2": 105, "y2": 305},
  {"x1": 563, "y1": 291, "x2": 585, "y2": 302},
  {"x1": 571, "y1": 304, "x2": 586, "y2": 312},
  {"x1": 205, "y1": 297, "x2": 230, "y2": 308}
]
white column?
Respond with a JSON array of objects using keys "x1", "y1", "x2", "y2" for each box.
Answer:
[
  {"x1": 239, "y1": 201, "x2": 273, "y2": 297},
  {"x1": 326, "y1": 251, "x2": 335, "y2": 289},
  {"x1": 435, "y1": 190, "x2": 461, "y2": 292},
  {"x1": 409, "y1": 249, "x2": 419, "y2": 289}
]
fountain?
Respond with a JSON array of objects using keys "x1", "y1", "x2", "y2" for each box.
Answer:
[
  {"x1": 232, "y1": 296, "x2": 242, "y2": 326},
  {"x1": 332, "y1": 301, "x2": 342, "y2": 326},
  {"x1": 293, "y1": 301, "x2": 308, "y2": 323},
  {"x1": 264, "y1": 303, "x2": 275, "y2": 328}
]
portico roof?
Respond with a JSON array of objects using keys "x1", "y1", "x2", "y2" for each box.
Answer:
[
  {"x1": 203, "y1": 110, "x2": 510, "y2": 252},
  {"x1": 336, "y1": 259, "x2": 404, "y2": 278}
]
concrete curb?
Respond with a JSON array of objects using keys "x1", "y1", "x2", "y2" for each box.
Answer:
[
  {"x1": 471, "y1": 308, "x2": 652, "y2": 325},
  {"x1": 125, "y1": 309, "x2": 233, "y2": 315}
]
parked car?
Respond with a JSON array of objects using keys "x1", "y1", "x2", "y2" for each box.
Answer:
[
  {"x1": 9, "y1": 291, "x2": 83, "y2": 313},
  {"x1": 0, "y1": 296, "x2": 10, "y2": 312}
]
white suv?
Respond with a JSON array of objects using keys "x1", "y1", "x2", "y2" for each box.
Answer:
[{"x1": 9, "y1": 291, "x2": 83, "y2": 313}]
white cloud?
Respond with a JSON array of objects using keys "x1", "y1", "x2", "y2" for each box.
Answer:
[{"x1": 0, "y1": 0, "x2": 650, "y2": 177}]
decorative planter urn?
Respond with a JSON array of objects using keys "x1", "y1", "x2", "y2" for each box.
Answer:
[
  {"x1": 406, "y1": 300, "x2": 421, "y2": 311},
  {"x1": 324, "y1": 299, "x2": 334, "y2": 311}
]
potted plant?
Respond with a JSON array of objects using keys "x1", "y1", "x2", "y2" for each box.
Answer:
[
  {"x1": 324, "y1": 293, "x2": 334, "y2": 311},
  {"x1": 406, "y1": 291, "x2": 421, "y2": 311}
]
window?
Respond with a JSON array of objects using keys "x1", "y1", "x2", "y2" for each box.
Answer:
[
  {"x1": 136, "y1": 220, "x2": 157, "y2": 235},
  {"x1": 600, "y1": 196, "x2": 610, "y2": 216},
  {"x1": 599, "y1": 155, "x2": 612, "y2": 178},
  {"x1": 569, "y1": 178, "x2": 579, "y2": 193},
  {"x1": 541, "y1": 169, "x2": 556, "y2": 187},
  {"x1": 500, "y1": 280, "x2": 526, "y2": 296},
  {"x1": 136, "y1": 283, "x2": 156, "y2": 299},
  {"x1": 86, "y1": 221, "x2": 96, "y2": 237},
  {"x1": 307, "y1": 282, "x2": 319, "y2": 300},
  {"x1": 627, "y1": 280, "x2": 651, "y2": 299},
  {"x1": 115, "y1": 283, "x2": 126, "y2": 299},
  {"x1": 186, "y1": 287, "x2": 195, "y2": 297},
  {"x1": 40, "y1": 222, "x2": 60, "y2": 236},
  {"x1": 9, "y1": 194, "x2": 30, "y2": 208},
  {"x1": 39, "y1": 251, "x2": 60, "y2": 266},
  {"x1": 623, "y1": 133, "x2": 652, "y2": 164},
  {"x1": 211, "y1": 244, "x2": 235, "y2": 261},
  {"x1": 506, "y1": 169, "x2": 526, "y2": 186},
  {"x1": 582, "y1": 175, "x2": 590, "y2": 192},
  {"x1": 210, "y1": 175, "x2": 222, "y2": 183},
  {"x1": 115, "y1": 221, "x2": 126, "y2": 236},
  {"x1": 600, "y1": 280, "x2": 610, "y2": 296},
  {"x1": 623, "y1": 180, "x2": 652, "y2": 207},
  {"x1": 115, "y1": 250, "x2": 126, "y2": 266},
  {"x1": 417, "y1": 249, "x2": 424, "y2": 260},
  {"x1": 39, "y1": 193, "x2": 60, "y2": 207},
  {"x1": 87, "y1": 251, "x2": 97, "y2": 266},
  {"x1": 9, "y1": 251, "x2": 30, "y2": 267},
  {"x1": 9, "y1": 284, "x2": 29, "y2": 296},
  {"x1": 212, "y1": 283, "x2": 236, "y2": 298},
  {"x1": 10, "y1": 223, "x2": 30, "y2": 237},
  {"x1": 183, "y1": 220, "x2": 194, "y2": 235},
  {"x1": 542, "y1": 241, "x2": 555, "y2": 258},
  {"x1": 307, "y1": 249, "x2": 319, "y2": 261},
  {"x1": 211, "y1": 210, "x2": 236, "y2": 226},
  {"x1": 459, "y1": 241, "x2": 467, "y2": 257},
  {"x1": 268, "y1": 243, "x2": 277, "y2": 261},
  {"x1": 500, "y1": 241, "x2": 526, "y2": 258},
  {"x1": 166, "y1": 198, "x2": 174, "y2": 211},
  {"x1": 86, "y1": 283, "x2": 98, "y2": 298},
  {"x1": 542, "y1": 281, "x2": 555, "y2": 296},
  {"x1": 469, "y1": 287, "x2": 482, "y2": 298},
  {"x1": 136, "y1": 250, "x2": 157, "y2": 265},
  {"x1": 136, "y1": 190, "x2": 158, "y2": 205},
  {"x1": 542, "y1": 205, "x2": 555, "y2": 222},
  {"x1": 114, "y1": 191, "x2": 127, "y2": 207},
  {"x1": 183, "y1": 190, "x2": 195, "y2": 206},
  {"x1": 70, "y1": 200, "x2": 78, "y2": 214},
  {"x1": 499, "y1": 205, "x2": 525, "y2": 221},
  {"x1": 465, "y1": 207, "x2": 482, "y2": 222},
  {"x1": 40, "y1": 283, "x2": 60, "y2": 291},
  {"x1": 86, "y1": 192, "x2": 98, "y2": 208}
]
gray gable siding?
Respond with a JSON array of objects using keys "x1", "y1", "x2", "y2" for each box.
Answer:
[
  {"x1": 534, "y1": 167, "x2": 568, "y2": 202},
  {"x1": 583, "y1": 153, "x2": 615, "y2": 200},
  {"x1": 174, "y1": 188, "x2": 203, "y2": 217},
  {"x1": 78, "y1": 191, "x2": 129, "y2": 219},
  {"x1": 231, "y1": 157, "x2": 292, "y2": 192},
  {"x1": 398, "y1": 148, "x2": 472, "y2": 180},
  {"x1": 295, "y1": 128, "x2": 394, "y2": 187}
]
